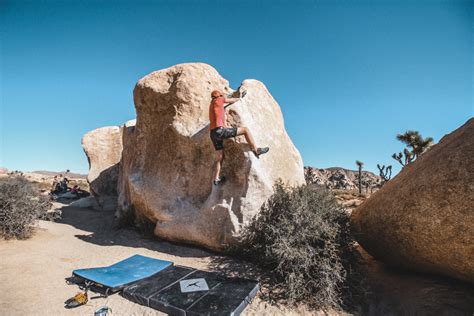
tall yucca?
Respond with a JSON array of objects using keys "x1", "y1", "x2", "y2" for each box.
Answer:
[
  {"x1": 355, "y1": 160, "x2": 364, "y2": 195},
  {"x1": 392, "y1": 130, "x2": 434, "y2": 166}
]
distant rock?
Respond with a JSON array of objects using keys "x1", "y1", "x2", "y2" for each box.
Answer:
[
  {"x1": 352, "y1": 118, "x2": 474, "y2": 283},
  {"x1": 116, "y1": 63, "x2": 305, "y2": 251},
  {"x1": 31, "y1": 170, "x2": 87, "y2": 179},
  {"x1": 0, "y1": 167, "x2": 9, "y2": 174},
  {"x1": 305, "y1": 166, "x2": 381, "y2": 191},
  {"x1": 82, "y1": 126, "x2": 123, "y2": 211}
]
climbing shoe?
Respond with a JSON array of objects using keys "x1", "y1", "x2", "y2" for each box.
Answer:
[
  {"x1": 65, "y1": 291, "x2": 88, "y2": 308},
  {"x1": 254, "y1": 147, "x2": 269, "y2": 158},
  {"x1": 213, "y1": 176, "x2": 226, "y2": 186},
  {"x1": 95, "y1": 306, "x2": 112, "y2": 316}
]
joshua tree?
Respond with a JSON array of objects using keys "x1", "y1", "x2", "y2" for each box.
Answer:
[
  {"x1": 355, "y1": 160, "x2": 364, "y2": 195},
  {"x1": 392, "y1": 130, "x2": 433, "y2": 166},
  {"x1": 377, "y1": 164, "x2": 392, "y2": 185}
]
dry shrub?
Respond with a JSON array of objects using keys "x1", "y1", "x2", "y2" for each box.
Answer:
[
  {"x1": 0, "y1": 176, "x2": 51, "y2": 239},
  {"x1": 232, "y1": 181, "x2": 365, "y2": 310}
]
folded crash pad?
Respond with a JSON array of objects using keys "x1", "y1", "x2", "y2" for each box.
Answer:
[
  {"x1": 122, "y1": 265, "x2": 259, "y2": 316},
  {"x1": 73, "y1": 254, "x2": 173, "y2": 292}
]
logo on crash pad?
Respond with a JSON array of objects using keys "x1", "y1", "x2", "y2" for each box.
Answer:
[{"x1": 179, "y1": 278, "x2": 209, "y2": 293}]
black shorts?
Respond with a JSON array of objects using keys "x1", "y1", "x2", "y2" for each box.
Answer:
[{"x1": 210, "y1": 127, "x2": 237, "y2": 150}]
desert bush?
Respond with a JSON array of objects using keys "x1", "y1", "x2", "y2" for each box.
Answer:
[
  {"x1": 232, "y1": 181, "x2": 365, "y2": 310},
  {"x1": 0, "y1": 176, "x2": 51, "y2": 239}
]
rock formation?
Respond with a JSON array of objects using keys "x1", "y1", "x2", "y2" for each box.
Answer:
[
  {"x1": 305, "y1": 166, "x2": 381, "y2": 191},
  {"x1": 115, "y1": 63, "x2": 305, "y2": 250},
  {"x1": 82, "y1": 126, "x2": 123, "y2": 211},
  {"x1": 351, "y1": 118, "x2": 474, "y2": 283},
  {"x1": 117, "y1": 119, "x2": 136, "y2": 218}
]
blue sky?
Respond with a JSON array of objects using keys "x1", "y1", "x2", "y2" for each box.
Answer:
[{"x1": 1, "y1": 0, "x2": 472, "y2": 175}]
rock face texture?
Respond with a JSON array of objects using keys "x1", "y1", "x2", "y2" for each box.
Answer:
[
  {"x1": 352, "y1": 118, "x2": 474, "y2": 283},
  {"x1": 117, "y1": 119, "x2": 136, "y2": 218},
  {"x1": 117, "y1": 63, "x2": 305, "y2": 251},
  {"x1": 82, "y1": 126, "x2": 123, "y2": 211}
]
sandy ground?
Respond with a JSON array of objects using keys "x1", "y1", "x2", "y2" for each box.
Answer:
[
  {"x1": 0, "y1": 202, "x2": 316, "y2": 316},
  {"x1": 2, "y1": 201, "x2": 473, "y2": 316}
]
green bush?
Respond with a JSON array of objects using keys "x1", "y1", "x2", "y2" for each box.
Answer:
[
  {"x1": 0, "y1": 176, "x2": 51, "y2": 239},
  {"x1": 232, "y1": 181, "x2": 364, "y2": 309}
]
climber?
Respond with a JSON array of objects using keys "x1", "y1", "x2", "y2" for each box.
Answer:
[{"x1": 209, "y1": 89, "x2": 269, "y2": 186}]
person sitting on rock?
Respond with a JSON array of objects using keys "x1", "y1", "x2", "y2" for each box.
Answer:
[
  {"x1": 209, "y1": 89, "x2": 269, "y2": 186},
  {"x1": 71, "y1": 185, "x2": 79, "y2": 195},
  {"x1": 60, "y1": 177, "x2": 69, "y2": 193},
  {"x1": 51, "y1": 176, "x2": 59, "y2": 193}
]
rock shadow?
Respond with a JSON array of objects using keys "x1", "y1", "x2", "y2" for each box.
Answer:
[
  {"x1": 207, "y1": 254, "x2": 293, "y2": 308},
  {"x1": 57, "y1": 203, "x2": 213, "y2": 259},
  {"x1": 88, "y1": 163, "x2": 120, "y2": 197},
  {"x1": 363, "y1": 262, "x2": 474, "y2": 315},
  {"x1": 209, "y1": 250, "x2": 474, "y2": 314}
]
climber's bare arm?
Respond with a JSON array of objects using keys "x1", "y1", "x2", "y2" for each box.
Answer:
[{"x1": 224, "y1": 98, "x2": 239, "y2": 104}]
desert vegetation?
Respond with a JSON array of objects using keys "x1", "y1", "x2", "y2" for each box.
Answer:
[
  {"x1": 355, "y1": 160, "x2": 364, "y2": 194},
  {"x1": 0, "y1": 175, "x2": 52, "y2": 239},
  {"x1": 376, "y1": 164, "x2": 392, "y2": 185},
  {"x1": 392, "y1": 130, "x2": 434, "y2": 166},
  {"x1": 232, "y1": 181, "x2": 365, "y2": 310}
]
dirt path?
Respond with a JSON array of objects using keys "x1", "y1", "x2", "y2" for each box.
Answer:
[{"x1": 0, "y1": 203, "x2": 314, "y2": 316}]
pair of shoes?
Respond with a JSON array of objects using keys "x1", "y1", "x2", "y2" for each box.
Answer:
[
  {"x1": 253, "y1": 147, "x2": 269, "y2": 159},
  {"x1": 65, "y1": 291, "x2": 88, "y2": 308},
  {"x1": 213, "y1": 176, "x2": 226, "y2": 186}
]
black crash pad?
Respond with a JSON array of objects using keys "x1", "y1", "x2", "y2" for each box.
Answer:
[{"x1": 122, "y1": 265, "x2": 259, "y2": 315}]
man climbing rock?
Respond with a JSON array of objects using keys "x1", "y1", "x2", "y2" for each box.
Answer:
[{"x1": 209, "y1": 89, "x2": 269, "y2": 186}]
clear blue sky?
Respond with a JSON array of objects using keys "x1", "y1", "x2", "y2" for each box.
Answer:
[{"x1": 1, "y1": 0, "x2": 472, "y2": 175}]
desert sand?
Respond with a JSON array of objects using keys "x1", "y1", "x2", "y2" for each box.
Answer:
[
  {"x1": 2, "y1": 196, "x2": 472, "y2": 315},
  {"x1": 0, "y1": 202, "x2": 315, "y2": 316}
]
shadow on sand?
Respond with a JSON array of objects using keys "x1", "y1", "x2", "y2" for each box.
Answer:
[
  {"x1": 56, "y1": 203, "x2": 474, "y2": 314},
  {"x1": 360, "y1": 254, "x2": 474, "y2": 316},
  {"x1": 209, "y1": 248, "x2": 474, "y2": 315},
  {"x1": 57, "y1": 202, "x2": 282, "y2": 305},
  {"x1": 207, "y1": 254, "x2": 290, "y2": 309},
  {"x1": 57, "y1": 203, "x2": 212, "y2": 259}
]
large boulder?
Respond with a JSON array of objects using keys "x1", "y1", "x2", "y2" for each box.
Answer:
[
  {"x1": 82, "y1": 126, "x2": 123, "y2": 211},
  {"x1": 118, "y1": 63, "x2": 305, "y2": 251},
  {"x1": 117, "y1": 119, "x2": 136, "y2": 217},
  {"x1": 352, "y1": 118, "x2": 474, "y2": 283}
]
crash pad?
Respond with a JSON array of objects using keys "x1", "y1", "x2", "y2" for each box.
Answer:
[
  {"x1": 73, "y1": 255, "x2": 173, "y2": 292},
  {"x1": 122, "y1": 265, "x2": 259, "y2": 315}
]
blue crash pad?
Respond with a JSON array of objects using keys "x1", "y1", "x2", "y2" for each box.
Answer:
[{"x1": 73, "y1": 255, "x2": 173, "y2": 290}]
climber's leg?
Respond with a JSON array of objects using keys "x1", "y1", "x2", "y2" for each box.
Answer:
[
  {"x1": 236, "y1": 127, "x2": 257, "y2": 152},
  {"x1": 210, "y1": 127, "x2": 230, "y2": 185},
  {"x1": 213, "y1": 150, "x2": 224, "y2": 183},
  {"x1": 236, "y1": 127, "x2": 269, "y2": 158}
]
